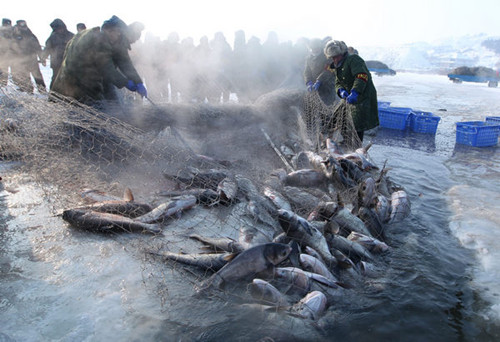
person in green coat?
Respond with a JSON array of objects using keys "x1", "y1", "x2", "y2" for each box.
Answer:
[
  {"x1": 324, "y1": 40, "x2": 379, "y2": 141},
  {"x1": 50, "y1": 15, "x2": 146, "y2": 107}
]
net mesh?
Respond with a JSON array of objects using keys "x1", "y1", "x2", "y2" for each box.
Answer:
[{"x1": 0, "y1": 86, "x2": 371, "y2": 326}]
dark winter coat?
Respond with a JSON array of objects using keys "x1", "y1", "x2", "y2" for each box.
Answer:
[
  {"x1": 332, "y1": 53, "x2": 379, "y2": 131},
  {"x1": 304, "y1": 52, "x2": 337, "y2": 105},
  {"x1": 50, "y1": 27, "x2": 133, "y2": 104},
  {"x1": 42, "y1": 27, "x2": 74, "y2": 75}
]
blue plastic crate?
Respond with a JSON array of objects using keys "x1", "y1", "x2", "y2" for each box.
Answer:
[
  {"x1": 378, "y1": 107, "x2": 413, "y2": 130},
  {"x1": 410, "y1": 111, "x2": 441, "y2": 134},
  {"x1": 377, "y1": 101, "x2": 391, "y2": 109},
  {"x1": 456, "y1": 121, "x2": 499, "y2": 147},
  {"x1": 485, "y1": 116, "x2": 500, "y2": 127}
]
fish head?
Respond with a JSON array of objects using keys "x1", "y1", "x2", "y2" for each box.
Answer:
[
  {"x1": 62, "y1": 209, "x2": 87, "y2": 222},
  {"x1": 277, "y1": 209, "x2": 298, "y2": 232},
  {"x1": 264, "y1": 243, "x2": 292, "y2": 265}
]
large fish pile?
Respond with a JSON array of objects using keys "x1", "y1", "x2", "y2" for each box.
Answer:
[{"x1": 61, "y1": 136, "x2": 411, "y2": 325}]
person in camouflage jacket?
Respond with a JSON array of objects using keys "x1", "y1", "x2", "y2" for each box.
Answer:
[
  {"x1": 303, "y1": 38, "x2": 337, "y2": 105},
  {"x1": 324, "y1": 40, "x2": 379, "y2": 140},
  {"x1": 50, "y1": 16, "x2": 146, "y2": 106},
  {"x1": 10, "y1": 20, "x2": 46, "y2": 93},
  {"x1": 41, "y1": 19, "x2": 74, "y2": 89}
]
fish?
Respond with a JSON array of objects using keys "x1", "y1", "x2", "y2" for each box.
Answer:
[
  {"x1": 135, "y1": 195, "x2": 197, "y2": 224},
  {"x1": 263, "y1": 186, "x2": 293, "y2": 211},
  {"x1": 299, "y1": 253, "x2": 338, "y2": 282},
  {"x1": 327, "y1": 234, "x2": 374, "y2": 261},
  {"x1": 326, "y1": 138, "x2": 344, "y2": 157},
  {"x1": 307, "y1": 201, "x2": 339, "y2": 221},
  {"x1": 328, "y1": 159, "x2": 357, "y2": 188},
  {"x1": 245, "y1": 199, "x2": 280, "y2": 231},
  {"x1": 290, "y1": 291, "x2": 328, "y2": 320},
  {"x1": 80, "y1": 188, "x2": 125, "y2": 203},
  {"x1": 77, "y1": 200, "x2": 153, "y2": 218},
  {"x1": 339, "y1": 158, "x2": 369, "y2": 184},
  {"x1": 357, "y1": 206, "x2": 386, "y2": 240},
  {"x1": 374, "y1": 194, "x2": 391, "y2": 223},
  {"x1": 332, "y1": 206, "x2": 373, "y2": 238},
  {"x1": 189, "y1": 234, "x2": 246, "y2": 253},
  {"x1": 360, "y1": 177, "x2": 377, "y2": 208},
  {"x1": 62, "y1": 209, "x2": 161, "y2": 234},
  {"x1": 217, "y1": 177, "x2": 238, "y2": 204},
  {"x1": 281, "y1": 186, "x2": 325, "y2": 217},
  {"x1": 238, "y1": 226, "x2": 272, "y2": 250},
  {"x1": 163, "y1": 166, "x2": 229, "y2": 190},
  {"x1": 274, "y1": 267, "x2": 311, "y2": 295},
  {"x1": 249, "y1": 278, "x2": 289, "y2": 307},
  {"x1": 330, "y1": 248, "x2": 356, "y2": 269},
  {"x1": 294, "y1": 151, "x2": 313, "y2": 169},
  {"x1": 347, "y1": 231, "x2": 390, "y2": 253},
  {"x1": 389, "y1": 190, "x2": 411, "y2": 223},
  {"x1": 157, "y1": 188, "x2": 221, "y2": 206},
  {"x1": 282, "y1": 169, "x2": 330, "y2": 189},
  {"x1": 277, "y1": 209, "x2": 337, "y2": 268},
  {"x1": 197, "y1": 243, "x2": 292, "y2": 291},
  {"x1": 148, "y1": 250, "x2": 234, "y2": 272}
]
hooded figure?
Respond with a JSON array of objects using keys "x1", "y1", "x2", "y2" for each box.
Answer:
[
  {"x1": 10, "y1": 20, "x2": 46, "y2": 93},
  {"x1": 324, "y1": 40, "x2": 378, "y2": 140},
  {"x1": 50, "y1": 15, "x2": 146, "y2": 106},
  {"x1": 0, "y1": 18, "x2": 13, "y2": 86},
  {"x1": 41, "y1": 18, "x2": 74, "y2": 88},
  {"x1": 303, "y1": 38, "x2": 337, "y2": 106}
]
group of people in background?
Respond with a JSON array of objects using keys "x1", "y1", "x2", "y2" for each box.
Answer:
[{"x1": 0, "y1": 15, "x2": 378, "y2": 139}]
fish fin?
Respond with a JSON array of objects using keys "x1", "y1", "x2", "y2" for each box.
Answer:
[
  {"x1": 223, "y1": 253, "x2": 237, "y2": 262},
  {"x1": 123, "y1": 188, "x2": 134, "y2": 202}
]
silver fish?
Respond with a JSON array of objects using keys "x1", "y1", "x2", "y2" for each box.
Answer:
[
  {"x1": 347, "y1": 231, "x2": 390, "y2": 253},
  {"x1": 327, "y1": 234, "x2": 374, "y2": 261},
  {"x1": 163, "y1": 166, "x2": 229, "y2": 190},
  {"x1": 307, "y1": 201, "x2": 339, "y2": 221},
  {"x1": 189, "y1": 234, "x2": 245, "y2": 253},
  {"x1": 277, "y1": 209, "x2": 337, "y2": 268},
  {"x1": 263, "y1": 186, "x2": 293, "y2": 211},
  {"x1": 135, "y1": 195, "x2": 197, "y2": 223},
  {"x1": 62, "y1": 209, "x2": 161, "y2": 234},
  {"x1": 291, "y1": 291, "x2": 328, "y2": 320},
  {"x1": 77, "y1": 199, "x2": 152, "y2": 218},
  {"x1": 357, "y1": 206, "x2": 386, "y2": 240},
  {"x1": 148, "y1": 250, "x2": 233, "y2": 272},
  {"x1": 239, "y1": 226, "x2": 272, "y2": 250},
  {"x1": 282, "y1": 169, "x2": 329, "y2": 189},
  {"x1": 249, "y1": 278, "x2": 289, "y2": 307},
  {"x1": 374, "y1": 195, "x2": 391, "y2": 223},
  {"x1": 157, "y1": 188, "x2": 221, "y2": 206},
  {"x1": 299, "y1": 253, "x2": 338, "y2": 282},
  {"x1": 274, "y1": 267, "x2": 311, "y2": 295},
  {"x1": 332, "y1": 206, "x2": 373, "y2": 237},
  {"x1": 217, "y1": 177, "x2": 238, "y2": 204},
  {"x1": 198, "y1": 243, "x2": 292, "y2": 291},
  {"x1": 389, "y1": 190, "x2": 411, "y2": 223}
]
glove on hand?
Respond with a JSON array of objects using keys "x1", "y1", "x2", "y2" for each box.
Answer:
[
  {"x1": 313, "y1": 80, "x2": 321, "y2": 91},
  {"x1": 136, "y1": 83, "x2": 147, "y2": 98},
  {"x1": 306, "y1": 81, "x2": 314, "y2": 92},
  {"x1": 338, "y1": 88, "x2": 349, "y2": 99},
  {"x1": 126, "y1": 80, "x2": 137, "y2": 91},
  {"x1": 347, "y1": 89, "x2": 359, "y2": 104}
]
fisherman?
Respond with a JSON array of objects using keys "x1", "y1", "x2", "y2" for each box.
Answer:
[
  {"x1": 41, "y1": 18, "x2": 74, "y2": 89},
  {"x1": 324, "y1": 40, "x2": 379, "y2": 141},
  {"x1": 103, "y1": 20, "x2": 147, "y2": 101},
  {"x1": 304, "y1": 38, "x2": 337, "y2": 106},
  {"x1": 0, "y1": 18, "x2": 13, "y2": 87},
  {"x1": 50, "y1": 15, "x2": 147, "y2": 107},
  {"x1": 76, "y1": 23, "x2": 86, "y2": 33},
  {"x1": 10, "y1": 20, "x2": 46, "y2": 93}
]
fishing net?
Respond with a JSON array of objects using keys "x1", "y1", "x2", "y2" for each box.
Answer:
[
  {"x1": 302, "y1": 91, "x2": 362, "y2": 152},
  {"x1": 0, "y1": 85, "x2": 376, "y2": 338}
]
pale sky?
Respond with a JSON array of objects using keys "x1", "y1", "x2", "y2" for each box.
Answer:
[{"x1": 3, "y1": 0, "x2": 500, "y2": 48}]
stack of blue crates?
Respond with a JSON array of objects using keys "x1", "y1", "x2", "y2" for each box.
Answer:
[{"x1": 378, "y1": 103, "x2": 440, "y2": 134}]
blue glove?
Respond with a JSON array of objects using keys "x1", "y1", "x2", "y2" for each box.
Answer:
[
  {"x1": 338, "y1": 88, "x2": 349, "y2": 99},
  {"x1": 313, "y1": 80, "x2": 321, "y2": 91},
  {"x1": 306, "y1": 81, "x2": 314, "y2": 92},
  {"x1": 347, "y1": 89, "x2": 359, "y2": 104},
  {"x1": 126, "y1": 80, "x2": 137, "y2": 91},
  {"x1": 136, "y1": 83, "x2": 147, "y2": 98}
]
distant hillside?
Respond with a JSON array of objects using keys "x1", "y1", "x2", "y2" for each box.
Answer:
[{"x1": 359, "y1": 34, "x2": 500, "y2": 73}]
